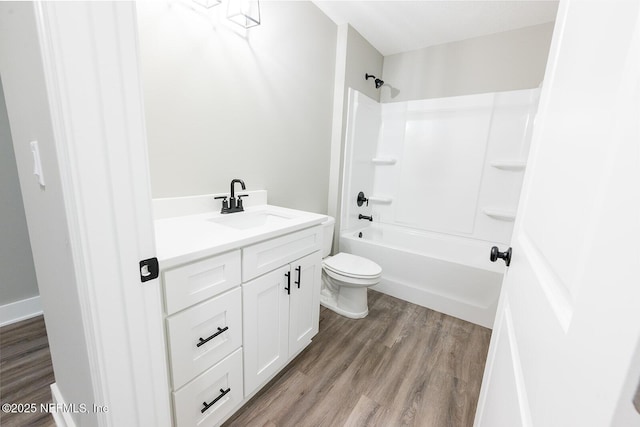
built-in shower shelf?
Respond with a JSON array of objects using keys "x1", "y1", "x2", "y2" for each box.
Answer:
[
  {"x1": 371, "y1": 157, "x2": 397, "y2": 165},
  {"x1": 490, "y1": 160, "x2": 526, "y2": 171},
  {"x1": 368, "y1": 196, "x2": 393, "y2": 204},
  {"x1": 483, "y1": 208, "x2": 516, "y2": 221}
]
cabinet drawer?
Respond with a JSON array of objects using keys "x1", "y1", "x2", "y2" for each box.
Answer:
[
  {"x1": 167, "y1": 288, "x2": 242, "y2": 389},
  {"x1": 173, "y1": 348, "x2": 243, "y2": 427},
  {"x1": 164, "y1": 250, "x2": 241, "y2": 314},
  {"x1": 242, "y1": 226, "x2": 322, "y2": 281}
]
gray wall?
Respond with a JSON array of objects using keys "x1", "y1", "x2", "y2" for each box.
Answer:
[
  {"x1": 344, "y1": 25, "x2": 385, "y2": 103},
  {"x1": 137, "y1": 1, "x2": 337, "y2": 213},
  {"x1": 0, "y1": 78, "x2": 39, "y2": 306},
  {"x1": 381, "y1": 22, "x2": 555, "y2": 102},
  {"x1": 0, "y1": 3, "x2": 96, "y2": 425}
]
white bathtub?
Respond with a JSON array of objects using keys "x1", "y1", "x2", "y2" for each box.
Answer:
[{"x1": 340, "y1": 224, "x2": 504, "y2": 328}]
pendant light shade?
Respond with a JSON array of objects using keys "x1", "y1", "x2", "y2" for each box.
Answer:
[
  {"x1": 227, "y1": 0, "x2": 260, "y2": 28},
  {"x1": 193, "y1": 0, "x2": 221, "y2": 9}
]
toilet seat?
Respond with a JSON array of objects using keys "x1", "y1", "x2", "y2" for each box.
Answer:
[{"x1": 323, "y1": 253, "x2": 382, "y2": 279}]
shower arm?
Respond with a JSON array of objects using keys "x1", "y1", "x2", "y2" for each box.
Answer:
[{"x1": 365, "y1": 73, "x2": 384, "y2": 89}]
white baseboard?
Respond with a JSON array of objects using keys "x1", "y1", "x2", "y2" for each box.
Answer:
[
  {"x1": 50, "y1": 383, "x2": 77, "y2": 427},
  {"x1": 0, "y1": 295, "x2": 43, "y2": 327},
  {"x1": 373, "y1": 278, "x2": 496, "y2": 329}
]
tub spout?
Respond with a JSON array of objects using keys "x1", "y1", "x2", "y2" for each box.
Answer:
[{"x1": 358, "y1": 214, "x2": 373, "y2": 222}]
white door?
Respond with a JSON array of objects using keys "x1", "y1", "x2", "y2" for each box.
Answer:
[
  {"x1": 475, "y1": 1, "x2": 640, "y2": 426},
  {"x1": 243, "y1": 265, "x2": 291, "y2": 395},
  {"x1": 289, "y1": 251, "x2": 322, "y2": 355}
]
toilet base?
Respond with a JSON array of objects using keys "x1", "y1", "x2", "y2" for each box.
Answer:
[{"x1": 320, "y1": 287, "x2": 369, "y2": 319}]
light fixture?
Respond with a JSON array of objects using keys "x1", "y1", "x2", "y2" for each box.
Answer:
[
  {"x1": 193, "y1": 0, "x2": 221, "y2": 8},
  {"x1": 227, "y1": 0, "x2": 261, "y2": 28}
]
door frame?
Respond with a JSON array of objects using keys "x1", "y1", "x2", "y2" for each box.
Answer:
[{"x1": 32, "y1": 3, "x2": 170, "y2": 426}]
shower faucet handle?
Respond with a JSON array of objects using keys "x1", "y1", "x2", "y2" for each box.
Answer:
[{"x1": 357, "y1": 191, "x2": 369, "y2": 207}]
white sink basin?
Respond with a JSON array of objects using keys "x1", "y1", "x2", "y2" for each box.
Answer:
[{"x1": 208, "y1": 211, "x2": 293, "y2": 230}]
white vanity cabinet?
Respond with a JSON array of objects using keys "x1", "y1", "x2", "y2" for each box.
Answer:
[
  {"x1": 241, "y1": 225, "x2": 322, "y2": 395},
  {"x1": 160, "y1": 220, "x2": 323, "y2": 426},
  {"x1": 242, "y1": 250, "x2": 322, "y2": 394}
]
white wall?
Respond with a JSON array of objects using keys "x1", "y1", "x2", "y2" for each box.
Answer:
[
  {"x1": 340, "y1": 89, "x2": 379, "y2": 233},
  {"x1": 137, "y1": 1, "x2": 336, "y2": 213},
  {"x1": 372, "y1": 89, "x2": 540, "y2": 245},
  {"x1": 327, "y1": 24, "x2": 383, "y2": 251},
  {"x1": 341, "y1": 88, "x2": 540, "y2": 247},
  {"x1": 381, "y1": 22, "x2": 555, "y2": 102},
  {"x1": 0, "y1": 3, "x2": 97, "y2": 426},
  {"x1": 0, "y1": 78, "x2": 39, "y2": 308}
]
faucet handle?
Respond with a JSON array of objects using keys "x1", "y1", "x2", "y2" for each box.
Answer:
[
  {"x1": 214, "y1": 195, "x2": 229, "y2": 212},
  {"x1": 237, "y1": 194, "x2": 248, "y2": 210},
  {"x1": 357, "y1": 191, "x2": 369, "y2": 207}
]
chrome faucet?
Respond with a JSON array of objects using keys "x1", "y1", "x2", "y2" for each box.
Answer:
[{"x1": 214, "y1": 179, "x2": 248, "y2": 214}]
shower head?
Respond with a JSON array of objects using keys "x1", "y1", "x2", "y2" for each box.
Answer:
[{"x1": 365, "y1": 73, "x2": 384, "y2": 89}]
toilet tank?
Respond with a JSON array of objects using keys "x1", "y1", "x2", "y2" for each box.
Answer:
[{"x1": 321, "y1": 216, "x2": 335, "y2": 258}]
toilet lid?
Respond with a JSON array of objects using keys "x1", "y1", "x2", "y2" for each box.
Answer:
[{"x1": 323, "y1": 253, "x2": 382, "y2": 278}]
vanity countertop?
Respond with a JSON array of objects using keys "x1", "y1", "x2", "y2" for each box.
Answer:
[{"x1": 154, "y1": 204, "x2": 326, "y2": 269}]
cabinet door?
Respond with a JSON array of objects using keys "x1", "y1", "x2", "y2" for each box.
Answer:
[
  {"x1": 289, "y1": 251, "x2": 322, "y2": 356},
  {"x1": 242, "y1": 265, "x2": 290, "y2": 396}
]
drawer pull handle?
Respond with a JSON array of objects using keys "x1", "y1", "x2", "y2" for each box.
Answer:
[
  {"x1": 196, "y1": 326, "x2": 229, "y2": 348},
  {"x1": 295, "y1": 266, "x2": 301, "y2": 288},
  {"x1": 285, "y1": 272, "x2": 291, "y2": 295},
  {"x1": 201, "y1": 387, "x2": 231, "y2": 413}
]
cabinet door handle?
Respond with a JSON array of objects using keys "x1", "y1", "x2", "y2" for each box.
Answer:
[
  {"x1": 285, "y1": 272, "x2": 290, "y2": 295},
  {"x1": 201, "y1": 387, "x2": 231, "y2": 413},
  {"x1": 295, "y1": 266, "x2": 301, "y2": 288},
  {"x1": 196, "y1": 326, "x2": 229, "y2": 348}
]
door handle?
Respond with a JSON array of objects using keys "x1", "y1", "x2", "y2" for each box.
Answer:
[
  {"x1": 201, "y1": 388, "x2": 231, "y2": 413},
  {"x1": 490, "y1": 246, "x2": 512, "y2": 266},
  {"x1": 196, "y1": 326, "x2": 229, "y2": 348},
  {"x1": 285, "y1": 271, "x2": 291, "y2": 295},
  {"x1": 295, "y1": 266, "x2": 301, "y2": 288}
]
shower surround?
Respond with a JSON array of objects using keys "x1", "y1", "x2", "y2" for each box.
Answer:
[{"x1": 340, "y1": 88, "x2": 540, "y2": 327}]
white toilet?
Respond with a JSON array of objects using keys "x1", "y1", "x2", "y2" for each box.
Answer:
[{"x1": 320, "y1": 217, "x2": 382, "y2": 319}]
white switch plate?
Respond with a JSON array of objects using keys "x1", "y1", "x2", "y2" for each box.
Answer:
[{"x1": 30, "y1": 140, "x2": 45, "y2": 187}]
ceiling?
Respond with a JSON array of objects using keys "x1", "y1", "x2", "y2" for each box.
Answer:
[{"x1": 312, "y1": 1, "x2": 559, "y2": 56}]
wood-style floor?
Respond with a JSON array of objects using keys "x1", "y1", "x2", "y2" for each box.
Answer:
[
  {"x1": 0, "y1": 315, "x2": 56, "y2": 427},
  {"x1": 224, "y1": 290, "x2": 491, "y2": 427},
  {"x1": 0, "y1": 292, "x2": 491, "y2": 427}
]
